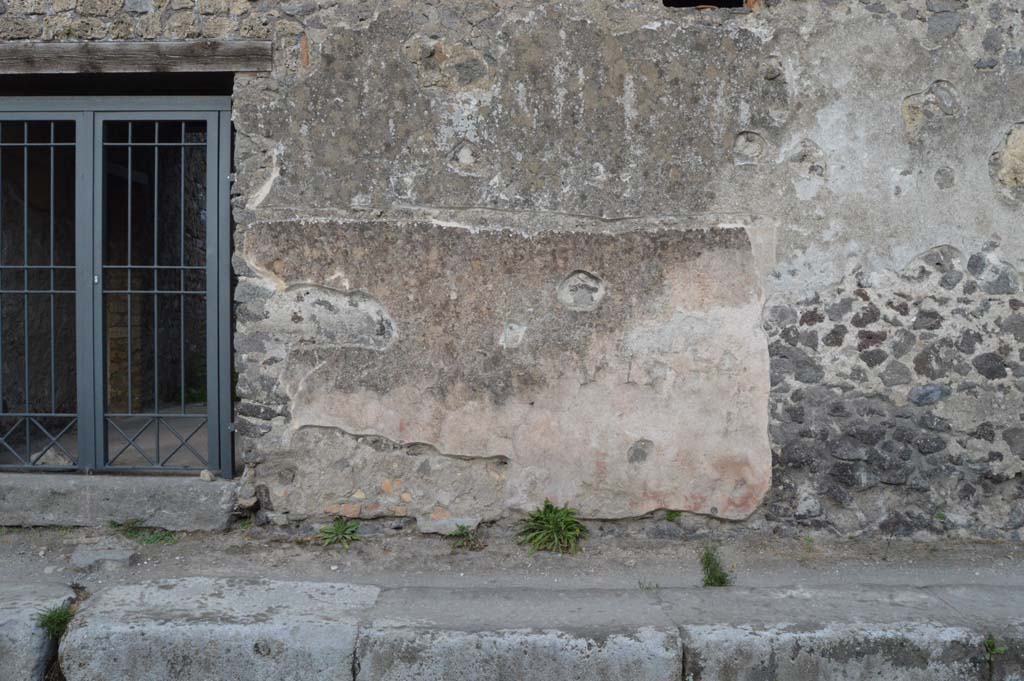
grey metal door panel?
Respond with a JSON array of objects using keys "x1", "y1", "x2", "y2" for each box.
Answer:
[{"x1": 0, "y1": 100, "x2": 231, "y2": 476}]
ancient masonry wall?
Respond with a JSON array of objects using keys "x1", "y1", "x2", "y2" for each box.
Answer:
[{"x1": 3, "y1": 0, "x2": 1023, "y2": 538}]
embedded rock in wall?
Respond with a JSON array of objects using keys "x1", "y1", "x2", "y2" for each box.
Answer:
[{"x1": 241, "y1": 221, "x2": 771, "y2": 521}]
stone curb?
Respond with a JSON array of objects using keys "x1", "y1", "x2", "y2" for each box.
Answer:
[{"x1": 55, "y1": 579, "x2": 1024, "y2": 681}]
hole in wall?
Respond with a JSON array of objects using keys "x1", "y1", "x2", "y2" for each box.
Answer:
[{"x1": 663, "y1": 0, "x2": 747, "y2": 7}]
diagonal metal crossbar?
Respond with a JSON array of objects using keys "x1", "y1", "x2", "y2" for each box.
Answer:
[
  {"x1": 28, "y1": 417, "x2": 77, "y2": 465},
  {"x1": 159, "y1": 418, "x2": 208, "y2": 467},
  {"x1": 0, "y1": 419, "x2": 28, "y2": 464},
  {"x1": 106, "y1": 417, "x2": 157, "y2": 467}
]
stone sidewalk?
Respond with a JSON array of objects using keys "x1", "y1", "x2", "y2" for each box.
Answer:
[{"x1": 1, "y1": 578, "x2": 1017, "y2": 680}]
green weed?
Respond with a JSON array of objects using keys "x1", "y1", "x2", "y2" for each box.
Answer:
[
  {"x1": 318, "y1": 518, "x2": 361, "y2": 548},
  {"x1": 700, "y1": 546, "x2": 732, "y2": 587},
  {"x1": 518, "y1": 499, "x2": 588, "y2": 554},
  {"x1": 449, "y1": 524, "x2": 485, "y2": 551},
  {"x1": 984, "y1": 633, "x2": 1007, "y2": 681},
  {"x1": 665, "y1": 510, "x2": 682, "y2": 522},
  {"x1": 36, "y1": 605, "x2": 74, "y2": 640},
  {"x1": 109, "y1": 519, "x2": 178, "y2": 545}
]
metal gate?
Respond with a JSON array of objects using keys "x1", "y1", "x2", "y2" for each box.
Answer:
[{"x1": 0, "y1": 98, "x2": 231, "y2": 477}]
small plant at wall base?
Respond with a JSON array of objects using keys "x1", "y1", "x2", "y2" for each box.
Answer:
[
  {"x1": 665, "y1": 510, "x2": 682, "y2": 522},
  {"x1": 318, "y1": 518, "x2": 361, "y2": 548},
  {"x1": 518, "y1": 499, "x2": 589, "y2": 554},
  {"x1": 984, "y1": 633, "x2": 1007, "y2": 680},
  {"x1": 36, "y1": 604, "x2": 74, "y2": 641},
  {"x1": 109, "y1": 519, "x2": 178, "y2": 545},
  {"x1": 449, "y1": 524, "x2": 485, "y2": 551},
  {"x1": 700, "y1": 546, "x2": 732, "y2": 587}
]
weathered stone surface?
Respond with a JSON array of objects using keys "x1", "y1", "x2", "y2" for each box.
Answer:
[
  {"x1": 69, "y1": 538, "x2": 140, "y2": 573},
  {"x1": 357, "y1": 586, "x2": 682, "y2": 681},
  {"x1": 357, "y1": 627, "x2": 681, "y2": 681},
  {"x1": 60, "y1": 578, "x2": 380, "y2": 681},
  {"x1": 991, "y1": 123, "x2": 1024, "y2": 204},
  {"x1": 258, "y1": 426, "x2": 507, "y2": 533},
  {"x1": 0, "y1": 474, "x2": 236, "y2": 531},
  {"x1": 53, "y1": 579, "x2": 1024, "y2": 681},
  {"x1": 682, "y1": 623, "x2": 989, "y2": 681},
  {"x1": 242, "y1": 222, "x2": 770, "y2": 520},
  {"x1": 0, "y1": 583, "x2": 73, "y2": 681}
]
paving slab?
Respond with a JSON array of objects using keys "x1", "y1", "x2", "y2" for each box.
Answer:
[
  {"x1": 59, "y1": 577, "x2": 380, "y2": 681},
  {"x1": 0, "y1": 583, "x2": 74, "y2": 681},
  {"x1": 0, "y1": 473, "x2": 236, "y2": 531}
]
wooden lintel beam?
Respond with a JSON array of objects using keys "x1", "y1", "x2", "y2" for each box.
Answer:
[{"x1": 0, "y1": 40, "x2": 273, "y2": 74}]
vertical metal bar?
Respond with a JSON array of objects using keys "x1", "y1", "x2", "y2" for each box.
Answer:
[
  {"x1": 49, "y1": 122, "x2": 55, "y2": 415},
  {"x1": 87, "y1": 112, "x2": 104, "y2": 469},
  {"x1": 23, "y1": 123, "x2": 30, "y2": 460},
  {"x1": 203, "y1": 114, "x2": 218, "y2": 473},
  {"x1": 1, "y1": 122, "x2": 5, "y2": 412},
  {"x1": 153, "y1": 125, "x2": 159, "y2": 464},
  {"x1": 217, "y1": 111, "x2": 232, "y2": 479},
  {"x1": 180, "y1": 122, "x2": 185, "y2": 415},
  {"x1": 126, "y1": 122, "x2": 132, "y2": 416},
  {"x1": 75, "y1": 113, "x2": 95, "y2": 470}
]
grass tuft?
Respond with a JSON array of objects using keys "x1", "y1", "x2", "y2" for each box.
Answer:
[
  {"x1": 449, "y1": 524, "x2": 485, "y2": 551},
  {"x1": 36, "y1": 604, "x2": 74, "y2": 641},
  {"x1": 665, "y1": 510, "x2": 682, "y2": 522},
  {"x1": 318, "y1": 518, "x2": 361, "y2": 548},
  {"x1": 109, "y1": 519, "x2": 178, "y2": 545},
  {"x1": 700, "y1": 546, "x2": 732, "y2": 587},
  {"x1": 518, "y1": 499, "x2": 588, "y2": 554}
]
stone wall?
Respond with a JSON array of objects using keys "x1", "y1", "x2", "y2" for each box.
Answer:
[{"x1": 3, "y1": 0, "x2": 1024, "y2": 538}]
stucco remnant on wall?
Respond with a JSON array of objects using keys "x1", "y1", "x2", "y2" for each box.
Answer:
[{"x1": 240, "y1": 221, "x2": 770, "y2": 524}]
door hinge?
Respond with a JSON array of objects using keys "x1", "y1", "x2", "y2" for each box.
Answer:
[{"x1": 227, "y1": 422, "x2": 237, "y2": 433}]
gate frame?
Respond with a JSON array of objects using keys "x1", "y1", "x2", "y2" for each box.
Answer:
[{"x1": 0, "y1": 97, "x2": 233, "y2": 478}]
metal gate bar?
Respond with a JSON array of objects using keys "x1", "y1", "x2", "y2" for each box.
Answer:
[{"x1": 0, "y1": 118, "x2": 79, "y2": 469}]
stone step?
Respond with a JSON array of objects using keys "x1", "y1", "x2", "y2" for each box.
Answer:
[
  {"x1": 0, "y1": 583, "x2": 74, "y2": 681},
  {"x1": 56, "y1": 577, "x2": 1024, "y2": 681},
  {"x1": 0, "y1": 473, "x2": 236, "y2": 531}
]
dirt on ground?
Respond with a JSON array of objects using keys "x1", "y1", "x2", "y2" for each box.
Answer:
[{"x1": 2, "y1": 522, "x2": 1022, "y2": 593}]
